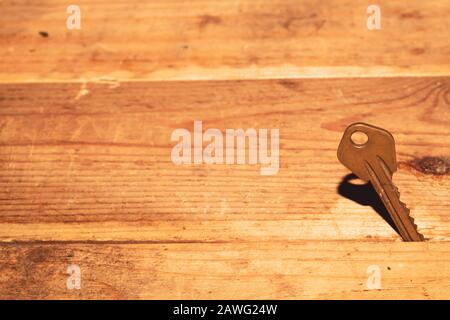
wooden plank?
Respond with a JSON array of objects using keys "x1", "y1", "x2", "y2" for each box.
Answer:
[
  {"x1": 1, "y1": 0, "x2": 450, "y2": 83},
  {"x1": 0, "y1": 77, "x2": 449, "y2": 242},
  {"x1": 0, "y1": 241, "x2": 448, "y2": 299}
]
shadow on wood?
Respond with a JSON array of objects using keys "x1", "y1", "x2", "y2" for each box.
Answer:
[{"x1": 337, "y1": 173, "x2": 400, "y2": 237}]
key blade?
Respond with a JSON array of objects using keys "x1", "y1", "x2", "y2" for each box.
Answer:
[
  {"x1": 337, "y1": 123, "x2": 397, "y2": 181},
  {"x1": 365, "y1": 157, "x2": 424, "y2": 241}
]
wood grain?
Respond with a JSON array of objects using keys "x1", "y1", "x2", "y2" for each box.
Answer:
[
  {"x1": 1, "y1": 0, "x2": 450, "y2": 83},
  {"x1": 0, "y1": 77, "x2": 449, "y2": 244},
  {"x1": 0, "y1": 241, "x2": 448, "y2": 299},
  {"x1": 1, "y1": 0, "x2": 449, "y2": 301}
]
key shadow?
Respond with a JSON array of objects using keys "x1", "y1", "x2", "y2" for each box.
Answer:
[{"x1": 337, "y1": 173, "x2": 401, "y2": 237}]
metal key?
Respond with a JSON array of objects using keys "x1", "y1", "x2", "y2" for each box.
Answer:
[{"x1": 337, "y1": 122, "x2": 424, "y2": 242}]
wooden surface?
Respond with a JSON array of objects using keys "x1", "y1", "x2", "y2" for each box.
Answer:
[
  {"x1": 0, "y1": 242, "x2": 448, "y2": 299},
  {"x1": 0, "y1": 0, "x2": 449, "y2": 300},
  {"x1": 1, "y1": 0, "x2": 450, "y2": 82}
]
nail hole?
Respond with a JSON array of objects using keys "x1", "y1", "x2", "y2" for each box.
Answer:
[{"x1": 351, "y1": 131, "x2": 368, "y2": 146}]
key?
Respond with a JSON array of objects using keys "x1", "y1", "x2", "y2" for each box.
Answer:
[{"x1": 337, "y1": 122, "x2": 424, "y2": 242}]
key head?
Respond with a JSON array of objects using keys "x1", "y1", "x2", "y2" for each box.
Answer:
[{"x1": 337, "y1": 123, "x2": 397, "y2": 181}]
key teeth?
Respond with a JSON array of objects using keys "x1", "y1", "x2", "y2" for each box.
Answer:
[
  {"x1": 394, "y1": 185, "x2": 400, "y2": 197},
  {"x1": 363, "y1": 157, "x2": 425, "y2": 241},
  {"x1": 401, "y1": 202, "x2": 410, "y2": 214},
  {"x1": 408, "y1": 215, "x2": 424, "y2": 239},
  {"x1": 399, "y1": 197, "x2": 425, "y2": 241}
]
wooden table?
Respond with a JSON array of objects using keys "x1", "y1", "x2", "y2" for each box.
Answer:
[{"x1": 0, "y1": 0, "x2": 449, "y2": 299}]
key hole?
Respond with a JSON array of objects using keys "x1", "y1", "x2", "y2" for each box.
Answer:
[{"x1": 350, "y1": 131, "x2": 369, "y2": 146}]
